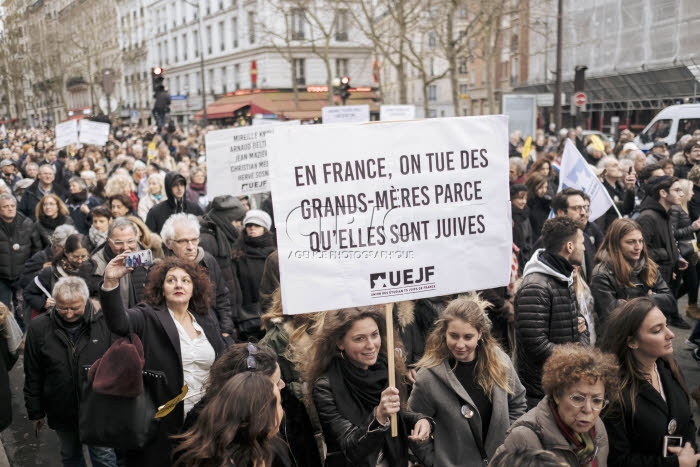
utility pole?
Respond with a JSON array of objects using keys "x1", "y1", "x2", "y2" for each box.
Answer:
[
  {"x1": 183, "y1": 0, "x2": 207, "y2": 126},
  {"x1": 553, "y1": 0, "x2": 563, "y2": 130}
]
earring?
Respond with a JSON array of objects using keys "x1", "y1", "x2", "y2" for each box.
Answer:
[{"x1": 340, "y1": 350, "x2": 345, "y2": 360}]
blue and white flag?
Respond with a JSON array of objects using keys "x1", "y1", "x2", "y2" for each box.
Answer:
[{"x1": 557, "y1": 139, "x2": 615, "y2": 222}]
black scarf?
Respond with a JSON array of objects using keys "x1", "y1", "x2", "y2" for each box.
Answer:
[
  {"x1": 67, "y1": 190, "x2": 88, "y2": 205},
  {"x1": 540, "y1": 250, "x2": 574, "y2": 277},
  {"x1": 327, "y1": 355, "x2": 388, "y2": 427},
  {"x1": 205, "y1": 212, "x2": 239, "y2": 255},
  {"x1": 0, "y1": 218, "x2": 15, "y2": 238},
  {"x1": 39, "y1": 214, "x2": 67, "y2": 231},
  {"x1": 242, "y1": 230, "x2": 276, "y2": 254}
]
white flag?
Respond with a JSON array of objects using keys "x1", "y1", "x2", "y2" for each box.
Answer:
[{"x1": 557, "y1": 139, "x2": 614, "y2": 222}]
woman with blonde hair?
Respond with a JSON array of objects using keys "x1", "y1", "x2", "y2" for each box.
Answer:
[
  {"x1": 137, "y1": 173, "x2": 167, "y2": 221},
  {"x1": 104, "y1": 173, "x2": 137, "y2": 212},
  {"x1": 125, "y1": 215, "x2": 165, "y2": 259},
  {"x1": 304, "y1": 306, "x2": 431, "y2": 467},
  {"x1": 408, "y1": 295, "x2": 526, "y2": 466},
  {"x1": 669, "y1": 178, "x2": 700, "y2": 317}
]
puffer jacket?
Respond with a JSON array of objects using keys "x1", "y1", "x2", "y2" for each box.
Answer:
[
  {"x1": 669, "y1": 205, "x2": 696, "y2": 261},
  {"x1": 0, "y1": 213, "x2": 41, "y2": 281},
  {"x1": 514, "y1": 249, "x2": 588, "y2": 405},
  {"x1": 590, "y1": 254, "x2": 676, "y2": 325},
  {"x1": 637, "y1": 196, "x2": 677, "y2": 284},
  {"x1": 23, "y1": 301, "x2": 113, "y2": 431},
  {"x1": 495, "y1": 396, "x2": 608, "y2": 467}
]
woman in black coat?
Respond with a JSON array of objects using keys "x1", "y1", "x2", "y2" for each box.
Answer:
[
  {"x1": 0, "y1": 304, "x2": 18, "y2": 431},
  {"x1": 525, "y1": 172, "x2": 551, "y2": 238},
  {"x1": 34, "y1": 194, "x2": 74, "y2": 249},
  {"x1": 601, "y1": 298, "x2": 700, "y2": 467},
  {"x1": 100, "y1": 255, "x2": 226, "y2": 467}
]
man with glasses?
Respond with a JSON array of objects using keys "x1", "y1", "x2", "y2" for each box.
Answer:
[
  {"x1": 23, "y1": 276, "x2": 116, "y2": 466},
  {"x1": 161, "y1": 213, "x2": 235, "y2": 340},
  {"x1": 18, "y1": 164, "x2": 67, "y2": 221},
  {"x1": 596, "y1": 156, "x2": 637, "y2": 232},
  {"x1": 637, "y1": 176, "x2": 690, "y2": 329},
  {"x1": 91, "y1": 218, "x2": 149, "y2": 308}
]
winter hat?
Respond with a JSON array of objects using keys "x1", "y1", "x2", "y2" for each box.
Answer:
[
  {"x1": 0, "y1": 160, "x2": 14, "y2": 169},
  {"x1": 622, "y1": 142, "x2": 639, "y2": 152},
  {"x1": 88, "y1": 334, "x2": 145, "y2": 397},
  {"x1": 243, "y1": 209, "x2": 272, "y2": 231},
  {"x1": 133, "y1": 160, "x2": 146, "y2": 170},
  {"x1": 209, "y1": 195, "x2": 246, "y2": 224}
]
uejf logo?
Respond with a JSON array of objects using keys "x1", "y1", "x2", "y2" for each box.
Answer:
[{"x1": 369, "y1": 266, "x2": 437, "y2": 298}]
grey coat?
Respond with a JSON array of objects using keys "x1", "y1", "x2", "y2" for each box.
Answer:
[
  {"x1": 407, "y1": 349, "x2": 527, "y2": 467},
  {"x1": 494, "y1": 396, "x2": 608, "y2": 467}
]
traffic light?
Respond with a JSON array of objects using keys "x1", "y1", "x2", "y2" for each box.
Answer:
[
  {"x1": 340, "y1": 76, "x2": 351, "y2": 105},
  {"x1": 152, "y1": 67, "x2": 165, "y2": 95}
]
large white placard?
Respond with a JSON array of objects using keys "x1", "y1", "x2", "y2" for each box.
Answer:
[
  {"x1": 205, "y1": 120, "x2": 300, "y2": 198},
  {"x1": 268, "y1": 116, "x2": 512, "y2": 315},
  {"x1": 78, "y1": 120, "x2": 110, "y2": 146},
  {"x1": 322, "y1": 105, "x2": 370, "y2": 124},
  {"x1": 380, "y1": 105, "x2": 416, "y2": 121},
  {"x1": 55, "y1": 120, "x2": 79, "y2": 149}
]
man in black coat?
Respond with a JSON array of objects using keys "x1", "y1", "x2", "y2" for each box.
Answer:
[
  {"x1": 23, "y1": 276, "x2": 116, "y2": 466},
  {"x1": 161, "y1": 213, "x2": 235, "y2": 340},
  {"x1": 18, "y1": 164, "x2": 67, "y2": 221},
  {"x1": 145, "y1": 171, "x2": 203, "y2": 236},
  {"x1": 514, "y1": 216, "x2": 590, "y2": 408},
  {"x1": 637, "y1": 175, "x2": 691, "y2": 328},
  {"x1": 0, "y1": 193, "x2": 41, "y2": 314}
]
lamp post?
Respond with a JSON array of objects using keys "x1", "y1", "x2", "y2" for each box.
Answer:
[{"x1": 183, "y1": 0, "x2": 207, "y2": 126}]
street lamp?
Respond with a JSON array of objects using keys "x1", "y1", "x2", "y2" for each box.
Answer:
[
  {"x1": 183, "y1": 0, "x2": 207, "y2": 126},
  {"x1": 532, "y1": 18, "x2": 550, "y2": 89}
]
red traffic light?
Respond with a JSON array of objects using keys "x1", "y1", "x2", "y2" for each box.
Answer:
[
  {"x1": 153, "y1": 67, "x2": 164, "y2": 75},
  {"x1": 340, "y1": 76, "x2": 350, "y2": 85}
]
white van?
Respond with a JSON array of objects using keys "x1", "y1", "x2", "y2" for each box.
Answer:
[{"x1": 634, "y1": 104, "x2": 700, "y2": 151}]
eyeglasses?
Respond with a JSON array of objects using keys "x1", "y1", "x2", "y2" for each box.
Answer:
[
  {"x1": 568, "y1": 205, "x2": 590, "y2": 213},
  {"x1": 172, "y1": 237, "x2": 199, "y2": 246},
  {"x1": 55, "y1": 305, "x2": 84, "y2": 314},
  {"x1": 568, "y1": 393, "x2": 609, "y2": 411},
  {"x1": 247, "y1": 342, "x2": 258, "y2": 370},
  {"x1": 109, "y1": 238, "x2": 138, "y2": 247},
  {"x1": 66, "y1": 253, "x2": 88, "y2": 262}
]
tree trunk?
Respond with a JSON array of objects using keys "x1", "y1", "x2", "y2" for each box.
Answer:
[
  {"x1": 422, "y1": 74, "x2": 430, "y2": 118},
  {"x1": 446, "y1": 4, "x2": 460, "y2": 116}
]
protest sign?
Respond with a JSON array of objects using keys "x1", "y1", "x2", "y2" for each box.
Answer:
[
  {"x1": 380, "y1": 105, "x2": 416, "y2": 121},
  {"x1": 322, "y1": 105, "x2": 370, "y2": 124},
  {"x1": 78, "y1": 120, "x2": 110, "y2": 146},
  {"x1": 206, "y1": 120, "x2": 300, "y2": 198},
  {"x1": 55, "y1": 120, "x2": 79, "y2": 149},
  {"x1": 268, "y1": 115, "x2": 512, "y2": 315},
  {"x1": 558, "y1": 139, "x2": 615, "y2": 221}
]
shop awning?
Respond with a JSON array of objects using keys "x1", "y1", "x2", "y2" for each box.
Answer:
[{"x1": 194, "y1": 101, "x2": 249, "y2": 120}]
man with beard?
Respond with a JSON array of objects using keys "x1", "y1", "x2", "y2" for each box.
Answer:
[{"x1": 514, "y1": 216, "x2": 590, "y2": 408}]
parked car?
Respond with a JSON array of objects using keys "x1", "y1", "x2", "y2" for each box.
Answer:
[{"x1": 634, "y1": 104, "x2": 700, "y2": 151}]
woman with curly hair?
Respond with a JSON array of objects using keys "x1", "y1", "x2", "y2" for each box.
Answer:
[
  {"x1": 407, "y1": 295, "x2": 526, "y2": 466},
  {"x1": 100, "y1": 256, "x2": 226, "y2": 467},
  {"x1": 108, "y1": 193, "x2": 136, "y2": 219},
  {"x1": 601, "y1": 298, "x2": 700, "y2": 467},
  {"x1": 104, "y1": 173, "x2": 138, "y2": 212},
  {"x1": 173, "y1": 372, "x2": 288, "y2": 467},
  {"x1": 34, "y1": 193, "x2": 74, "y2": 248},
  {"x1": 495, "y1": 344, "x2": 618, "y2": 466},
  {"x1": 303, "y1": 306, "x2": 431, "y2": 467}
]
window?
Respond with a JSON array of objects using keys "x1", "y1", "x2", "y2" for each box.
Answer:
[
  {"x1": 294, "y1": 58, "x2": 305, "y2": 85},
  {"x1": 679, "y1": 119, "x2": 700, "y2": 137},
  {"x1": 248, "y1": 11, "x2": 255, "y2": 44},
  {"x1": 335, "y1": 58, "x2": 349, "y2": 78},
  {"x1": 209, "y1": 69, "x2": 215, "y2": 95},
  {"x1": 183, "y1": 33, "x2": 188, "y2": 60},
  {"x1": 164, "y1": 40, "x2": 169, "y2": 65},
  {"x1": 194, "y1": 30, "x2": 199, "y2": 57},
  {"x1": 291, "y1": 9, "x2": 305, "y2": 40},
  {"x1": 173, "y1": 37, "x2": 179, "y2": 62},
  {"x1": 196, "y1": 71, "x2": 201, "y2": 95},
  {"x1": 172, "y1": 2, "x2": 176, "y2": 27},
  {"x1": 336, "y1": 9, "x2": 348, "y2": 41},
  {"x1": 458, "y1": 57, "x2": 467, "y2": 74},
  {"x1": 234, "y1": 64, "x2": 240, "y2": 89},
  {"x1": 219, "y1": 21, "x2": 225, "y2": 51},
  {"x1": 428, "y1": 85, "x2": 437, "y2": 101},
  {"x1": 206, "y1": 25, "x2": 212, "y2": 54},
  {"x1": 429, "y1": 109, "x2": 437, "y2": 118},
  {"x1": 459, "y1": 84, "x2": 468, "y2": 97},
  {"x1": 221, "y1": 67, "x2": 227, "y2": 93},
  {"x1": 232, "y1": 17, "x2": 238, "y2": 48},
  {"x1": 645, "y1": 119, "x2": 672, "y2": 140},
  {"x1": 428, "y1": 32, "x2": 437, "y2": 48},
  {"x1": 175, "y1": 76, "x2": 181, "y2": 94}
]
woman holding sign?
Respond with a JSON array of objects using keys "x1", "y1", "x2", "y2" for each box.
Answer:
[
  {"x1": 407, "y1": 295, "x2": 526, "y2": 466},
  {"x1": 303, "y1": 307, "x2": 431, "y2": 467}
]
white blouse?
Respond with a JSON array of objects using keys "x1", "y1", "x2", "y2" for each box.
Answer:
[{"x1": 168, "y1": 310, "x2": 216, "y2": 415}]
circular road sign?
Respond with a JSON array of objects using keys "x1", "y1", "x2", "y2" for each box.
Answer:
[{"x1": 574, "y1": 92, "x2": 587, "y2": 107}]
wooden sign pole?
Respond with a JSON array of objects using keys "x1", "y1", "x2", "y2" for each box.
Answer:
[{"x1": 385, "y1": 303, "x2": 398, "y2": 437}]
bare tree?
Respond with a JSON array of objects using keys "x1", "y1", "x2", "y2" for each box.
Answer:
[{"x1": 0, "y1": 9, "x2": 28, "y2": 122}]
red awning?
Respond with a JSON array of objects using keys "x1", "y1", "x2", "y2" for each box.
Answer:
[{"x1": 194, "y1": 102, "x2": 248, "y2": 120}]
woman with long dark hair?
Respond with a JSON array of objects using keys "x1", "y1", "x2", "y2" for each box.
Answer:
[
  {"x1": 525, "y1": 172, "x2": 551, "y2": 237},
  {"x1": 601, "y1": 298, "x2": 700, "y2": 467},
  {"x1": 407, "y1": 295, "x2": 526, "y2": 466},
  {"x1": 590, "y1": 218, "x2": 676, "y2": 326},
  {"x1": 34, "y1": 194, "x2": 74, "y2": 248},
  {"x1": 173, "y1": 372, "x2": 288, "y2": 467},
  {"x1": 302, "y1": 307, "x2": 431, "y2": 467}
]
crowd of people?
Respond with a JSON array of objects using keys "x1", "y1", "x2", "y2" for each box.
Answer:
[{"x1": 0, "y1": 121, "x2": 699, "y2": 467}]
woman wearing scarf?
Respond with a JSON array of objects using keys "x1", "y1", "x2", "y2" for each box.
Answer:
[
  {"x1": 407, "y1": 295, "x2": 526, "y2": 467},
  {"x1": 185, "y1": 167, "x2": 208, "y2": 211},
  {"x1": 137, "y1": 173, "x2": 167, "y2": 221},
  {"x1": 590, "y1": 218, "x2": 676, "y2": 326},
  {"x1": 23, "y1": 234, "x2": 99, "y2": 317},
  {"x1": 66, "y1": 177, "x2": 102, "y2": 234},
  {"x1": 34, "y1": 194, "x2": 74, "y2": 249},
  {"x1": 601, "y1": 298, "x2": 700, "y2": 467},
  {"x1": 496, "y1": 344, "x2": 617, "y2": 467},
  {"x1": 232, "y1": 209, "x2": 277, "y2": 341},
  {"x1": 86, "y1": 205, "x2": 112, "y2": 252},
  {"x1": 302, "y1": 307, "x2": 431, "y2": 467}
]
